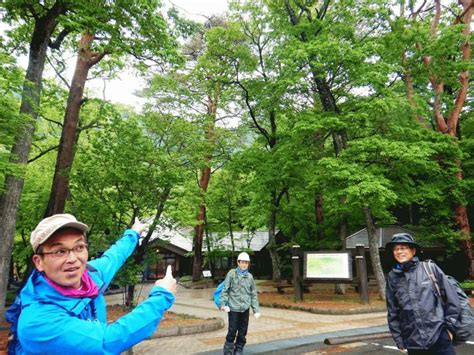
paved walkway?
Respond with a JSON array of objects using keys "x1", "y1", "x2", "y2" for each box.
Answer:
[{"x1": 107, "y1": 283, "x2": 388, "y2": 354}]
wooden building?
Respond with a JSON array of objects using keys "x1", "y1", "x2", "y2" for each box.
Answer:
[{"x1": 144, "y1": 224, "x2": 271, "y2": 280}]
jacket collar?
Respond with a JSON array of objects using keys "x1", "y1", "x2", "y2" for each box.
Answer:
[
  {"x1": 392, "y1": 256, "x2": 419, "y2": 273},
  {"x1": 20, "y1": 263, "x2": 103, "y2": 315}
]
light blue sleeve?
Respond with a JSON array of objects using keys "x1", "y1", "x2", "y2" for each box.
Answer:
[
  {"x1": 18, "y1": 286, "x2": 175, "y2": 354},
  {"x1": 88, "y1": 229, "x2": 139, "y2": 286}
]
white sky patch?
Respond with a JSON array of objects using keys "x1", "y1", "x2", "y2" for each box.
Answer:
[
  {"x1": 0, "y1": 1, "x2": 230, "y2": 111},
  {"x1": 166, "y1": 0, "x2": 229, "y2": 22}
]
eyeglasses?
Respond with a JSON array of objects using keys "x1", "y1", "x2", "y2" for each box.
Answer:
[
  {"x1": 37, "y1": 244, "x2": 88, "y2": 259},
  {"x1": 393, "y1": 245, "x2": 411, "y2": 252}
]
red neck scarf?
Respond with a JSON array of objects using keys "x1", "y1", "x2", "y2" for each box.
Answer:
[{"x1": 44, "y1": 269, "x2": 99, "y2": 298}]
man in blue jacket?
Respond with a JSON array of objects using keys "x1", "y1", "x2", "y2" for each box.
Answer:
[
  {"x1": 385, "y1": 233, "x2": 460, "y2": 354},
  {"x1": 7, "y1": 213, "x2": 176, "y2": 354}
]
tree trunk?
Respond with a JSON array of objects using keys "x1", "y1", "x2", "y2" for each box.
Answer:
[
  {"x1": 315, "y1": 194, "x2": 324, "y2": 242},
  {"x1": 0, "y1": 2, "x2": 67, "y2": 313},
  {"x1": 193, "y1": 194, "x2": 208, "y2": 282},
  {"x1": 421, "y1": 0, "x2": 474, "y2": 278},
  {"x1": 192, "y1": 93, "x2": 218, "y2": 282},
  {"x1": 335, "y1": 210, "x2": 348, "y2": 295},
  {"x1": 227, "y1": 200, "x2": 236, "y2": 261},
  {"x1": 45, "y1": 32, "x2": 105, "y2": 217},
  {"x1": 268, "y1": 193, "x2": 281, "y2": 282},
  {"x1": 126, "y1": 187, "x2": 170, "y2": 305},
  {"x1": 204, "y1": 215, "x2": 214, "y2": 274},
  {"x1": 363, "y1": 207, "x2": 386, "y2": 300},
  {"x1": 454, "y1": 167, "x2": 474, "y2": 279}
]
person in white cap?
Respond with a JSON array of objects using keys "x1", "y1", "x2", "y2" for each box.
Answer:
[
  {"x1": 5, "y1": 213, "x2": 176, "y2": 354},
  {"x1": 219, "y1": 251, "x2": 260, "y2": 355}
]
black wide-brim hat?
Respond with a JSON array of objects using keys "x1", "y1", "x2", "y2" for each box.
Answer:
[{"x1": 385, "y1": 232, "x2": 422, "y2": 252}]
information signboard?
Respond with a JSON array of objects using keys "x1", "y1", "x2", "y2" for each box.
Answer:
[{"x1": 303, "y1": 251, "x2": 352, "y2": 281}]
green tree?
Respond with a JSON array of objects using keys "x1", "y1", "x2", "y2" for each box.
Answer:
[
  {"x1": 0, "y1": 50, "x2": 23, "y2": 190},
  {"x1": 393, "y1": 0, "x2": 474, "y2": 277},
  {"x1": 0, "y1": 0, "x2": 71, "y2": 311},
  {"x1": 44, "y1": 0, "x2": 180, "y2": 217}
]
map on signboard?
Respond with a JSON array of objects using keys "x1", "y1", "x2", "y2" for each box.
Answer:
[{"x1": 306, "y1": 253, "x2": 350, "y2": 279}]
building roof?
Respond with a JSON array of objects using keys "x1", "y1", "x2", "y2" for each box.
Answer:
[
  {"x1": 147, "y1": 223, "x2": 269, "y2": 255},
  {"x1": 345, "y1": 225, "x2": 414, "y2": 249},
  {"x1": 147, "y1": 224, "x2": 193, "y2": 256},
  {"x1": 208, "y1": 231, "x2": 269, "y2": 252}
]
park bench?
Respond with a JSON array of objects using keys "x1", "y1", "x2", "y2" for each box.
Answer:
[
  {"x1": 350, "y1": 279, "x2": 377, "y2": 292},
  {"x1": 272, "y1": 282, "x2": 311, "y2": 294}
]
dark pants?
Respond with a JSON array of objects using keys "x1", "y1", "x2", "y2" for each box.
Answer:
[
  {"x1": 408, "y1": 329, "x2": 455, "y2": 355},
  {"x1": 226, "y1": 309, "x2": 250, "y2": 350}
]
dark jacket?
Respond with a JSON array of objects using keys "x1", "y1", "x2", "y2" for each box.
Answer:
[{"x1": 386, "y1": 257, "x2": 460, "y2": 350}]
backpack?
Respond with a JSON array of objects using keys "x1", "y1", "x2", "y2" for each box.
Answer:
[
  {"x1": 5, "y1": 295, "x2": 22, "y2": 354},
  {"x1": 422, "y1": 260, "x2": 474, "y2": 342},
  {"x1": 213, "y1": 269, "x2": 236, "y2": 309}
]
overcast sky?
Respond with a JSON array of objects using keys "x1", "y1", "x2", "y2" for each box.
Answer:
[
  {"x1": 167, "y1": 0, "x2": 229, "y2": 21},
  {"x1": 0, "y1": 1, "x2": 230, "y2": 109},
  {"x1": 94, "y1": 0, "x2": 230, "y2": 109}
]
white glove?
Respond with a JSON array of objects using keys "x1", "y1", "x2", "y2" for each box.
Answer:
[
  {"x1": 155, "y1": 265, "x2": 177, "y2": 294},
  {"x1": 254, "y1": 312, "x2": 261, "y2": 319}
]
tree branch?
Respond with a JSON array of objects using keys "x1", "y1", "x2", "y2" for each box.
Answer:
[
  {"x1": 447, "y1": 0, "x2": 472, "y2": 133},
  {"x1": 431, "y1": 0, "x2": 441, "y2": 37},
  {"x1": 88, "y1": 51, "x2": 107, "y2": 67},
  {"x1": 411, "y1": 0, "x2": 428, "y2": 19},
  {"x1": 49, "y1": 28, "x2": 71, "y2": 50},
  {"x1": 46, "y1": 55, "x2": 71, "y2": 89},
  {"x1": 28, "y1": 145, "x2": 59, "y2": 163},
  {"x1": 275, "y1": 186, "x2": 289, "y2": 207},
  {"x1": 40, "y1": 114, "x2": 63, "y2": 127}
]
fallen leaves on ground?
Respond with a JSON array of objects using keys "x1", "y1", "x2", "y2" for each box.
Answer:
[
  {"x1": 259, "y1": 289, "x2": 386, "y2": 310},
  {"x1": 106, "y1": 305, "x2": 213, "y2": 327}
]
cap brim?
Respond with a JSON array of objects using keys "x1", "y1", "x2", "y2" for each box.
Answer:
[
  {"x1": 385, "y1": 241, "x2": 421, "y2": 250},
  {"x1": 59, "y1": 221, "x2": 89, "y2": 233}
]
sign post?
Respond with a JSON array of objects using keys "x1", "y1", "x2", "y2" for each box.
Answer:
[
  {"x1": 292, "y1": 245, "x2": 303, "y2": 302},
  {"x1": 355, "y1": 244, "x2": 369, "y2": 304}
]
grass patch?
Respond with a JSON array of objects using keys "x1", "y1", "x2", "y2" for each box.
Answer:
[{"x1": 461, "y1": 280, "x2": 474, "y2": 289}]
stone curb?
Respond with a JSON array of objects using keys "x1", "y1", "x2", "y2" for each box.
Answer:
[
  {"x1": 259, "y1": 302, "x2": 386, "y2": 315},
  {"x1": 150, "y1": 317, "x2": 225, "y2": 339},
  {"x1": 177, "y1": 281, "x2": 215, "y2": 290}
]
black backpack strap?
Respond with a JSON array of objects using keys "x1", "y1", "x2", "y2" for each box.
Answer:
[
  {"x1": 229, "y1": 269, "x2": 236, "y2": 288},
  {"x1": 422, "y1": 260, "x2": 441, "y2": 297}
]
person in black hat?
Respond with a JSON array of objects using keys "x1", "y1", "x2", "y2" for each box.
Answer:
[{"x1": 385, "y1": 233, "x2": 460, "y2": 354}]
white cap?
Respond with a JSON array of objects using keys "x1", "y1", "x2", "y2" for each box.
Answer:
[
  {"x1": 237, "y1": 252, "x2": 250, "y2": 262},
  {"x1": 31, "y1": 214, "x2": 88, "y2": 252}
]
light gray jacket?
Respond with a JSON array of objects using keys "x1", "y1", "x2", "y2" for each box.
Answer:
[{"x1": 220, "y1": 268, "x2": 259, "y2": 313}]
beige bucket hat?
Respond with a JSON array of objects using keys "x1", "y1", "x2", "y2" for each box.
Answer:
[{"x1": 31, "y1": 214, "x2": 88, "y2": 252}]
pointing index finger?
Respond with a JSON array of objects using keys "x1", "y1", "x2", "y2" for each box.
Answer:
[{"x1": 166, "y1": 265, "x2": 173, "y2": 277}]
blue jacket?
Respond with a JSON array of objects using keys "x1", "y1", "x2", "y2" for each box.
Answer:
[
  {"x1": 386, "y1": 257, "x2": 460, "y2": 350},
  {"x1": 11, "y1": 229, "x2": 175, "y2": 354}
]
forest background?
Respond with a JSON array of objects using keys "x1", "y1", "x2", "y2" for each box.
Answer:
[{"x1": 0, "y1": 0, "x2": 473, "y2": 311}]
